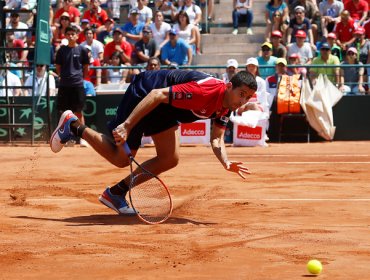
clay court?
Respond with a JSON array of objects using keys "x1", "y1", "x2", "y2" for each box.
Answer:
[{"x1": 1, "y1": 141, "x2": 370, "y2": 279}]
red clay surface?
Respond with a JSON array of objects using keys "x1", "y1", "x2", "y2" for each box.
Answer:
[{"x1": 1, "y1": 142, "x2": 370, "y2": 279}]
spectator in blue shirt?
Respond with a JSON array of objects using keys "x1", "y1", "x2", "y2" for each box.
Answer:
[
  {"x1": 161, "y1": 28, "x2": 193, "y2": 66},
  {"x1": 121, "y1": 8, "x2": 145, "y2": 47},
  {"x1": 256, "y1": 42, "x2": 277, "y2": 79}
]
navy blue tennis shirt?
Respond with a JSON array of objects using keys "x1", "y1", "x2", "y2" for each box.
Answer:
[{"x1": 108, "y1": 70, "x2": 231, "y2": 149}]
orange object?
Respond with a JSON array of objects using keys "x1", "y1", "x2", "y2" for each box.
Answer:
[{"x1": 277, "y1": 74, "x2": 301, "y2": 114}]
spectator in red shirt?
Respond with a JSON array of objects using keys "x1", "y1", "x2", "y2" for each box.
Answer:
[
  {"x1": 344, "y1": 0, "x2": 368, "y2": 26},
  {"x1": 335, "y1": 10, "x2": 356, "y2": 53},
  {"x1": 6, "y1": 31, "x2": 28, "y2": 65},
  {"x1": 82, "y1": 0, "x2": 109, "y2": 34},
  {"x1": 54, "y1": 0, "x2": 81, "y2": 27},
  {"x1": 52, "y1": 12, "x2": 71, "y2": 51},
  {"x1": 363, "y1": 18, "x2": 370, "y2": 38},
  {"x1": 85, "y1": 45, "x2": 101, "y2": 87},
  {"x1": 77, "y1": 19, "x2": 97, "y2": 44}
]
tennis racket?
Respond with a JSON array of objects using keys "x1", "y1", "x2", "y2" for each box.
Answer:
[{"x1": 123, "y1": 142, "x2": 173, "y2": 224}]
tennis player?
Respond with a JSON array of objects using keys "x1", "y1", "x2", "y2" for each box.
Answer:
[{"x1": 50, "y1": 69, "x2": 257, "y2": 214}]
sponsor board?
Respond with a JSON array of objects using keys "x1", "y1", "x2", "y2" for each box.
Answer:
[{"x1": 180, "y1": 120, "x2": 210, "y2": 144}]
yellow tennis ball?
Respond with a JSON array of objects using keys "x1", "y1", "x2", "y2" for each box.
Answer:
[{"x1": 307, "y1": 259, "x2": 323, "y2": 275}]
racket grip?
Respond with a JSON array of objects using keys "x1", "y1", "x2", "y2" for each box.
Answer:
[{"x1": 123, "y1": 142, "x2": 132, "y2": 156}]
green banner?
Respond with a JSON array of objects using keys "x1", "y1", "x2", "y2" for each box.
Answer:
[{"x1": 35, "y1": 0, "x2": 51, "y2": 65}]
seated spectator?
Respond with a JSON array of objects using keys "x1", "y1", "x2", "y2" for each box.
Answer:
[
  {"x1": 173, "y1": 11, "x2": 198, "y2": 55},
  {"x1": 146, "y1": 56, "x2": 161, "y2": 70},
  {"x1": 77, "y1": 19, "x2": 93, "y2": 44},
  {"x1": 137, "y1": 0, "x2": 153, "y2": 25},
  {"x1": 289, "y1": 0, "x2": 319, "y2": 43},
  {"x1": 80, "y1": 28, "x2": 105, "y2": 62},
  {"x1": 82, "y1": 0, "x2": 109, "y2": 34},
  {"x1": 287, "y1": 30, "x2": 313, "y2": 64},
  {"x1": 106, "y1": 51, "x2": 127, "y2": 84},
  {"x1": 350, "y1": 27, "x2": 370, "y2": 83},
  {"x1": 339, "y1": 47, "x2": 365, "y2": 95},
  {"x1": 344, "y1": 0, "x2": 368, "y2": 26},
  {"x1": 245, "y1": 57, "x2": 266, "y2": 95},
  {"x1": 232, "y1": 0, "x2": 254, "y2": 35},
  {"x1": 133, "y1": 25, "x2": 160, "y2": 67},
  {"x1": 257, "y1": 42, "x2": 278, "y2": 79},
  {"x1": 150, "y1": 10, "x2": 171, "y2": 49},
  {"x1": 97, "y1": 18, "x2": 115, "y2": 45},
  {"x1": 160, "y1": 28, "x2": 193, "y2": 66},
  {"x1": 175, "y1": 0, "x2": 202, "y2": 54},
  {"x1": 266, "y1": 57, "x2": 288, "y2": 109},
  {"x1": 270, "y1": 30, "x2": 287, "y2": 58},
  {"x1": 310, "y1": 42, "x2": 340, "y2": 85},
  {"x1": 0, "y1": 69, "x2": 21, "y2": 97},
  {"x1": 287, "y1": 53, "x2": 307, "y2": 77},
  {"x1": 319, "y1": 0, "x2": 344, "y2": 39},
  {"x1": 222, "y1": 59, "x2": 239, "y2": 83},
  {"x1": 265, "y1": 0, "x2": 289, "y2": 42},
  {"x1": 52, "y1": 12, "x2": 71, "y2": 51},
  {"x1": 122, "y1": 8, "x2": 145, "y2": 47},
  {"x1": 286, "y1": 6, "x2": 315, "y2": 51},
  {"x1": 103, "y1": 28, "x2": 132, "y2": 65},
  {"x1": 85, "y1": 45, "x2": 102, "y2": 87},
  {"x1": 24, "y1": 64, "x2": 56, "y2": 96},
  {"x1": 154, "y1": 0, "x2": 177, "y2": 24},
  {"x1": 6, "y1": 12, "x2": 29, "y2": 42},
  {"x1": 326, "y1": 32, "x2": 342, "y2": 61},
  {"x1": 5, "y1": 31, "x2": 28, "y2": 66},
  {"x1": 53, "y1": 0, "x2": 81, "y2": 27},
  {"x1": 334, "y1": 10, "x2": 356, "y2": 54}
]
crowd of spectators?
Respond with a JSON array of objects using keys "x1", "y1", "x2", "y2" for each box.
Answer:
[
  {"x1": 1, "y1": 0, "x2": 212, "y2": 97},
  {"x1": 2, "y1": 0, "x2": 370, "y2": 97}
]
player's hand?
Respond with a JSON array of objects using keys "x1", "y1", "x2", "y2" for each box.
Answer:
[
  {"x1": 225, "y1": 161, "x2": 251, "y2": 179},
  {"x1": 113, "y1": 123, "x2": 130, "y2": 146}
]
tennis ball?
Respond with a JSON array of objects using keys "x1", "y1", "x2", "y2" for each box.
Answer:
[{"x1": 307, "y1": 259, "x2": 323, "y2": 275}]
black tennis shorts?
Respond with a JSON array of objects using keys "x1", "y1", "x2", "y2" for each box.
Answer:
[{"x1": 57, "y1": 86, "x2": 86, "y2": 113}]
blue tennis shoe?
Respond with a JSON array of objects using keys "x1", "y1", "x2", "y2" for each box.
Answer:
[{"x1": 50, "y1": 110, "x2": 78, "y2": 153}]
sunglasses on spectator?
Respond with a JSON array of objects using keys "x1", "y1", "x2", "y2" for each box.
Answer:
[
  {"x1": 64, "y1": 0, "x2": 73, "y2": 2},
  {"x1": 262, "y1": 48, "x2": 271, "y2": 52},
  {"x1": 274, "y1": 14, "x2": 281, "y2": 17},
  {"x1": 320, "y1": 48, "x2": 330, "y2": 51},
  {"x1": 61, "y1": 17, "x2": 70, "y2": 20},
  {"x1": 347, "y1": 52, "x2": 356, "y2": 56},
  {"x1": 36, "y1": 65, "x2": 44, "y2": 68},
  {"x1": 295, "y1": 12, "x2": 303, "y2": 14}
]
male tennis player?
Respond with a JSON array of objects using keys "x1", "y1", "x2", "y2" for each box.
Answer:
[{"x1": 50, "y1": 70, "x2": 257, "y2": 214}]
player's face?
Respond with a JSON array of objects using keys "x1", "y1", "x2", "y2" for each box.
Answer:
[{"x1": 224, "y1": 83, "x2": 255, "y2": 111}]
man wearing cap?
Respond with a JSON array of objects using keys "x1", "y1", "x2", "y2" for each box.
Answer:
[
  {"x1": 257, "y1": 42, "x2": 277, "y2": 79},
  {"x1": 335, "y1": 10, "x2": 355, "y2": 53},
  {"x1": 290, "y1": 0, "x2": 319, "y2": 41},
  {"x1": 134, "y1": 26, "x2": 160, "y2": 65},
  {"x1": 270, "y1": 30, "x2": 287, "y2": 58},
  {"x1": 287, "y1": 6, "x2": 315, "y2": 51},
  {"x1": 121, "y1": 8, "x2": 145, "y2": 47},
  {"x1": 287, "y1": 30, "x2": 313, "y2": 64},
  {"x1": 245, "y1": 57, "x2": 267, "y2": 95},
  {"x1": 6, "y1": 12, "x2": 29, "y2": 42},
  {"x1": 97, "y1": 18, "x2": 115, "y2": 45},
  {"x1": 222, "y1": 59, "x2": 239, "y2": 83},
  {"x1": 265, "y1": 58, "x2": 288, "y2": 109},
  {"x1": 344, "y1": 0, "x2": 368, "y2": 26},
  {"x1": 310, "y1": 42, "x2": 340, "y2": 85},
  {"x1": 54, "y1": 0, "x2": 81, "y2": 27},
  {"x1": 349, "y1": 27, "x2": 370, "y2": 70},
  {"x1": 82, "y1": 0, "x2": 109, "y2": 32},
  {"x1": 161, "y1": 28, "x2": 192, "y2": 66},
  {"x1": 103, "y1": 28, "x2": 132, "y2": 65},
  {"x1": 77, "y1": 19, "x2": 96, "y2": 44}
]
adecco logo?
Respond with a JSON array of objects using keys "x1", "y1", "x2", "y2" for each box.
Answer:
[
  {"x1": 237, "y1": 125, "x2": 262, "y2": 140},
  {"x1": 181, "y1": 122, "x2": 206, "y2": 136}
]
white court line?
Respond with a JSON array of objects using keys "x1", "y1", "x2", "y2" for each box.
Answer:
[
  {"x1": 174, "y1": 198, "x2": 370, "y2": 202},
  {"x1": 279, "y1": 162, "x2": 370, "y2": 164},
  {"x1": 232, "y1": 154, "x2": 369, "y2": 157}
]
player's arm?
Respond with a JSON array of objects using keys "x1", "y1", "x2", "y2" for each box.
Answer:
[
  {"x1": 114, "y1": 87, "x2": 170, "y2": 144},
  {"x1": 210, "y1": 122, "x2": 251, "y2": 179}
]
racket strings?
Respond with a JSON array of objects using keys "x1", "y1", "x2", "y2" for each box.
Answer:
[{"x1": 130, "y1": 173, "x2": 172, "y2": 224}]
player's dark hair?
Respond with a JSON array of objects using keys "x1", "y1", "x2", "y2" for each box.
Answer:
[{"x1": 230, "y1": 71, "x2": 257, "y2": 91}]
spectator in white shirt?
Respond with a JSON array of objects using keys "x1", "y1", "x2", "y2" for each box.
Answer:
[
  {"x1": 137, "y1": 0, "x2": 153, "y2": 25},
  {"x1": 80, "y1": 28, "x2": 105, "y2": 62},
  {"x1": 24, "y1": 64, "x2": 56, "y2": 96},
  {"x1": 287, "y1": 30, "x2": 313, "y2": 64},
  {"x1": 150, "y1": 10, "x2": 171, "y2": 49}
]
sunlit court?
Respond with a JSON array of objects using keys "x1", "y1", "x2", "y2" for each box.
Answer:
[{"x1": 1, "y1": 142, "x2": 369, "y2": 279}]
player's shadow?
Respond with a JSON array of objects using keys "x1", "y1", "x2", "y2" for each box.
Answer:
[{"x1": 13, "y1": 214, "x2": 216, "y2": 226}]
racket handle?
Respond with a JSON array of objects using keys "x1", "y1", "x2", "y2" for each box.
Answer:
[{"x1": 123, "y1": 142, "x2": 132, "y2": 157}]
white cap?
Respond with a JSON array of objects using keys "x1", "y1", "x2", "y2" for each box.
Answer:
[
  {"x1": 246, "y1": 57, "x2": 259, "y2": 66},
  {"x1": 226, "y1": 59, "x2": 238, "y2": 68}
]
